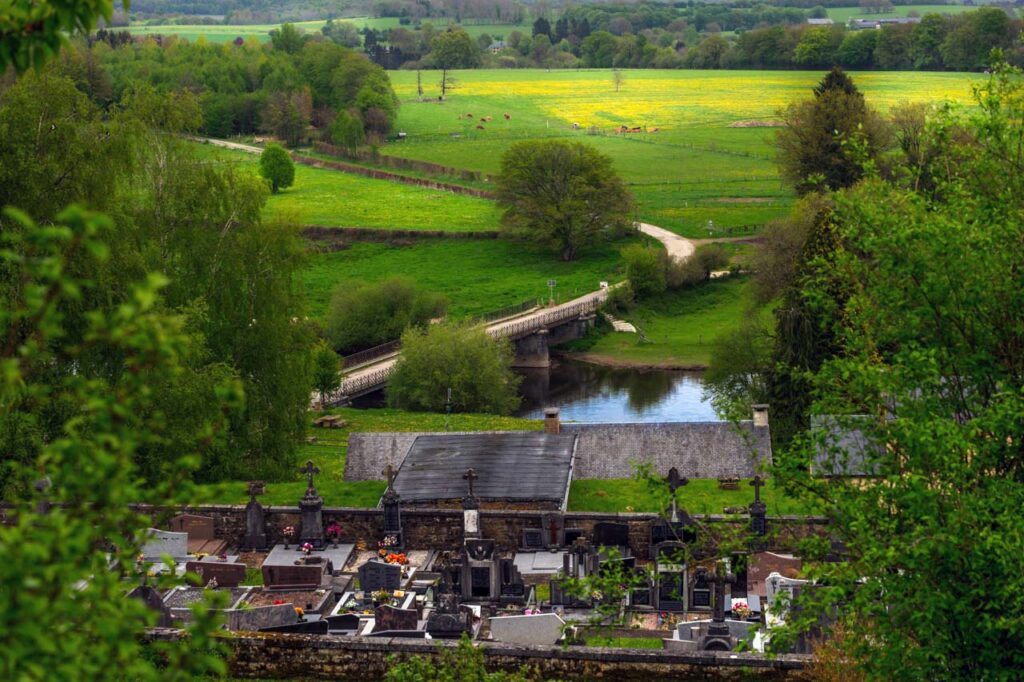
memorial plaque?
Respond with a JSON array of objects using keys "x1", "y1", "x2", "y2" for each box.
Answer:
[
  {"x1": 691, "y1": 588, "x2": 712, "y2": 608},
  {"x1": 326, "y1": 614, "x2": 361, "y2": 632},
  {"x1": 262, "y1": 564, "x2": 323, "y2": 590},
  {"x1": 358, "y1": 560, "x2": 401, "y2": 593},
  {"x1": 141, "y1": 529, "x2": 188, "y2": 562},
  {"x1": 593, "y1": 522, "x2": 630, "y2": 548},
  {"x1": 521, "y1": 529, "x2": 544, "y2": 549},
  {"x1": 186, "y1": 560, "x2": 247, "y2": 588},
  {"x1": 373, "y1": 604, "x2": 418, "y2": 633}
]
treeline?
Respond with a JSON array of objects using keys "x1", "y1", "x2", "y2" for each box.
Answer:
[
  {"x1": 91, "y1": 26, "x2": 398, "y2": 144},
  {"x1": 377, "y1": 6, "x2": 1021, "y2": 71}
]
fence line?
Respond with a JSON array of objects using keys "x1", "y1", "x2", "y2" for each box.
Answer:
[{"x1": 342, "y1": 340, "x2": 401, "y2": 370}]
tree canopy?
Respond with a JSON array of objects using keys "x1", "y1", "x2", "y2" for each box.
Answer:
[
  {"x1": 496, "y1": 140, "x2": 634, "y2": 261},
  {"x1": 259, "y1": 143, "x2": 296, "y2": 193}
]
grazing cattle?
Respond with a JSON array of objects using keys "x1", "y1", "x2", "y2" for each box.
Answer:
[
  {"x1": 618, "y1": 125, "x2": 629, "y2": 132},
  {"x1": 481, "y1": 116, "x2": 492, "y2": 122},
  {"x1": 503, "y1": 112, "x2": 511, "y2": 120},
  {"x1": 648, "y1": 127, "x2": 660, "y2": 133},
  {"x1": 476, "y1": 125, "x2": 485, "y2": 130},
  {"x1": 465, "y1": 113, "x2": 473, "y2": 118},
  {"x1": 629, "y1": 126, "x2": 642, "y2": 133},
  {"x1": 572, "y1": 122, "x2": 580, "y2": 129}
]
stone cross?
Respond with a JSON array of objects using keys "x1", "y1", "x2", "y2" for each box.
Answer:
[
  {"x1": 300, "y1": 460, "x2": 320, "y2": 495},
  {"x1": 709, "y1": 561, "x2": 736, "y2": 623},
  {"x1": 248, "y1": 480, "x2": 265, "y2": 499},
  {"x1": 667, "y1": 467, "x2": 688, "y2": 524},
  {"x1": 547, "y1": 516, "x2": 561, "y2": 547},
  {"x1": 750, "y1": 475, "x2": 764, "y2": 503},
  {"x1": 383, "y1": 464, "x2": 397, "y2": 491},
  {"x1": 462, "y1": 468, "x2": 478, "y2": 498}
]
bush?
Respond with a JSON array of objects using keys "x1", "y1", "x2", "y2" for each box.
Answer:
[
  {"x1": 329, "y1": 109, "x2": 365, "y2": 153},
  {"x1": 324, "y1": 276, "x2": 446, "y2": 355},
  {"x1": 603, "y1": 281, "x2": 635, "y2": 316},
  {"x1": 387, "y1": 322, "x2": 520, "y2": 415},
  {"x1": 258, "y1": 143, "x2": 295, "y2": 193},
  {"x1": 668, "y1": 244, "x2": 730, "y2": 288},
  {"x1": 622, "y1": 244, "x2": 666, "y2": 298}
]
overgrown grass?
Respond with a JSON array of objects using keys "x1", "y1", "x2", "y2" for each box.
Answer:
[
  {"x1": 568, "y1": 477, "x2": 815, "y2": 516},
  {"x1": 301, "y1": 237, "x2": 634, "y2": 319},
  {"x1": 585, "y1": 636, "x2": 665, "y2": 649},
  {"x1": 583, "y1": 275, "x2": 764, "y2": 368},
  {"x1": 196, "y1": 143, "x2": 502, "y2": 232}
]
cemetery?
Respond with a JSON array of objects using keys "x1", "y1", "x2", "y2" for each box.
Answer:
[{"x1": 123, "y1": 411, "x2": 832, "y2": 678}]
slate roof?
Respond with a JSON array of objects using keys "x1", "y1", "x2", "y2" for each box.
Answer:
[{"x1": 391, "y1": 432, "x2": 577, "y2": 506}]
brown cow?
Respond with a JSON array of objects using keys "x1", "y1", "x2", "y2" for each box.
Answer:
[
  {"x1": 476, "y1": 125, "x2": 485, "y2": 130},
  {"x1": 481, "y1": 116, "x2": 492, "y2": 122},
  {"x1": 503, "y1": 112, "x2": 511, "y2": 120},
  {"x1": 465, "y1": 113, "x2": 473, "y2": 118}
]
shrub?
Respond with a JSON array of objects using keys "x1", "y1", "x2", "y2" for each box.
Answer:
[
  {"x1": 329, "y1": 109, "x2": 365, "y2": 153},
  {"x1": 603, "y1": 281, "x2": 635, "y2": 316},
  {"x1": 258, "y1": 143, "x2": 295, "y2": 193},
  {"x1": 668, "y1": 244, "x2": 730, "y2": 288},
  {"x1": 387, "y1": 322, "x2": 520, "y2": 415},
  {"x1": 622, "y1": 244, "x2": 666, "y2": 298},
  {"x1": 324, "y1": 276, "x2": 446, "y2": 355}
]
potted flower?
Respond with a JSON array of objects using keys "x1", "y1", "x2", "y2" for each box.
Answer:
[
  {"x1": 326, "y1": 523, "x2": 342, "y2": 548},
  {"x1": 301, "y1": 542, "x2": 314, "y2": 556},
  {"x1": 732, "y1": 601, "x2": 752, "y2": 620},
  {"x1": 282, "y1": 525, "x2": 295, "y2": 550},
  {"x1": 372, "y1": 589, "x2": 391, "y2": 606}
]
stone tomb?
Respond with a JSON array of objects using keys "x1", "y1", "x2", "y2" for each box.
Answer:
[
  {"x1": 185, "y1": 558, "x2": 247, "y2": 588},
  {"x1": 592, "y1": 522, "x2": 630, "y2": 549},
  {"x1": 373, "y1": 604, "x2": 419, "y2": 633},
  {"x1": 489, "y1": 613, "x2": 565, "y2": 646},
  {"x1": 358, "y1": 559, "x2": 402, "y2": 593},
  {"x1": 667, "y1": 619, "x2": 759, "y2": 653},
  {"x1": 169, "y1": 514, "x2": 227, "y2": 556},
  {"x1": 261, "y1": 543, "x2": 353, "y2": 590},
  {"x1": 141, "y1": 529, "x2": 189, "y2": 563}
]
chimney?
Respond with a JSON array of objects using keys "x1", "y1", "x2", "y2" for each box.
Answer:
[
  {"x1": 752, "y1": 404, "x2": 769, "y2": 428},
  {"x1": 544, "y1": 407, "x2": 561, "y2": 434}
]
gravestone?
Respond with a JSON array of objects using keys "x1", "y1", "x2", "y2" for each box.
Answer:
[
  {"x1": 373, "y1": 604, "x2": 418, "y2": 633},
  {"x1": 497, "y1": 557, "x2": 525, "y2": 604},
  {"x1": 243, "y1": 481, "x2": 268, "y2": 551},
  {"x1": 170, "y1": 514, "x2": 226, "y2": 556},
  {"x1": 326, "y1": 614, "x2": 361, "y2": 633},
  {"x1": 369, "y1": 630, "x2": 428, "y2": 639},
  {"x1": 592, "y1": 522, "x2": 630, "y2": 549},
  {"x1": 463, "y1": 509, "x2": 480, "y2": 539},
  {"x1": 298, "y1": 460, "x2": 325, "y2": 548},
  {"x1": 690, "y1": 570, "x2": 712, "y2": 609},
  {"x1": 489, "y1": 613, "x2": 565, "y2": 646},
  {"x1": 564, "y1": 528, "x2": 584, "y2": 546},
  {"x1": 541, "y1": 513, "x2": 565, "y2": 548},
  {"x1": 426, "y1": 591, "x2": 470, "y2": 639},
  {"x1": 127, "y1": 585, "x2": 172, "y2": 627},
  {"x1": 748, "y1": 552, "x2": 803, "y2": 598},
  {"x1": 521, "y1": 528, "x2": 544, "y2": 550},
  {"x1": 358, "y1": 559, "x2": 402, "y2": 593},
  {"x1": 765, "y1": 571, "x2": 811, "y2": 623},
  {"x1": 462, "y1": 468, "x2": 479, "y2": 511},
  {"x1": 381, "y1": 464, "x2": 403, "y2": 550},
  {"x1": 227, "y1": 603, "x2": 299, "y2": 632},
  {"x1": 699, "y1": 562, "x2": 737, "y2": 651},
  {"x1": 141, "y1": 529, "x2": 189, "y2": 562},
  {"x1": 749, "y1": 475, "x2": 768, "y2": 547},
  {"x1": 186, "y1": 560, "x2": 246, "y2": 588},
  {"x1": 262, "y1": 564, "x2": 323, "y2": 590}
]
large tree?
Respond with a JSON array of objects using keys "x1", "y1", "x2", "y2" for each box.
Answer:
[
  {"x1": 430, "y1": 29, "x2": 479, "y2": 97},
  {"x1": 775, "y1": 67, "x2": 890, "y2": 196},
  {"x1": 495, "y1": 140, "x2": 633, "y2": 261},
  {"x1": 773, "y1": 65, "x2": 1024, "y2": 679}
]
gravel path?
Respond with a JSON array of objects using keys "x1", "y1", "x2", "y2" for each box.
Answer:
[{"x1": 636, "y1": 222, "x2": 695, "y2": 262}]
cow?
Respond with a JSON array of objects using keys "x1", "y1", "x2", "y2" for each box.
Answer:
[
  {"x1": 476, "y1": 125, "x2": 485, "y2": 130},
  {"x1": 503, "y1": 112, "x2": 511, "y2": 120},
  {"x1": 465, "y1": 113, "x2": 473, "y2": 118},
  {"x1": 648, "y1": 127, "x2": 660, "y2": 133},
  {"x1": 481, "y1": 116, "x2": 492, "y2": 122}
]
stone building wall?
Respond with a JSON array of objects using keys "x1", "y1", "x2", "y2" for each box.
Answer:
[{"x1": 144, "y1": 629, "x2": 811, "y2": 680}]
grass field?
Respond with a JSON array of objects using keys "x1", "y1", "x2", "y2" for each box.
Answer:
[
  {"x1": 568, "y1": 477, "x2": 814, "y2": 516},
  {"x1": 576, "y1": 275, "x2": 763, "y2": 368},
  {"x1": 301, "y1": 236, "x2": 633, "y2": 318},
  {"x1": 384, "y1": 69, "x2": 978, "y2": 236},
  {"x1": 196, "y1": 143, "x2": 501, "y2": 231},
  {"x1": 126, "y1": 17, "x2": 529, "y2": 43},
  {"x1": 826, "y1": 4, "x2": 996, "y2": 23}
]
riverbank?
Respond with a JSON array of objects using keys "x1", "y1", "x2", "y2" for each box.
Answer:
[{"x1": 556, "y1": 350, "x2": 709, "y2": 371}]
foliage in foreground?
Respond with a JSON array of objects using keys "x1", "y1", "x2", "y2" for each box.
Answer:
[
  {"x1": 773, "y1": 64, "x2": 1024, "y2": 680},
  {"x1": 386, "y1": 634, "x2": 535, "y2": 682},
  {"x1": 388, "y1": 322, "x2": 520, "y2": 415},
  {"x1": 0, "y1": 208, "x2": 229, "y2": 679}
]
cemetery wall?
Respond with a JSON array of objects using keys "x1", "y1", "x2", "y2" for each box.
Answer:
[
  {"x1": 125, "y1": 504, "x2": 830, "y2": 559},
  {"x1": 144, "y1": 628, "x2": 812, "y2": 679}
]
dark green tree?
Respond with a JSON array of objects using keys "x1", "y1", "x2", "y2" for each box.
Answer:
[
  {"x1": 259, "y1": 143, "x2": 296, "y2": 193},
  {"x1": 269, "y1": 23, "x2": 306, "y2": 54},
  {"x1": 623, "y1": 244, "x2": 666, "y2": 298},
  {"x1": 430, "y1": 29, "x2": 479, "y2": 97},
  {"x1": 775, "y1": 67, "x2": 890, "y2": 196},
  {"x1": 329, "y1": 109, "x2": 366, "y2": 153},
  {"x1": 312, "y1": 342, "x2": 341, "y2": 408},
  {"x1": 496, "y1": 140, "x2": 634, "y2": 261},
  {"x1": 388, "y1": 322, "x2": 520, "y2": 415},
  {"x1": 324, "y1": 276, "x2": 446, "y2": 355}
]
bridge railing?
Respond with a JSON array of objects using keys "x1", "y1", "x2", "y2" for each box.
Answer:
[
  {"x1": 471, "y1": 298, "x2": 539, "y2": 325},
  {"x1": 341, "y1": 364, "x2": 395, "y2": 397},
  {"x1": 342, "y1": 340, "x2": 401, "y2": 370},
  {"x1": 489, "y1": 295, "x2": 603, "y2": 339}
]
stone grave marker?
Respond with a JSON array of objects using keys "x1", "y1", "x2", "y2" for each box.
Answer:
[
  {"x1": 373, "y1": 604, "x2": 419, "y2": 633},
  {"x1": 227, "y1": 603, "x2": 298, "y2": 631},
  {"x1": 127, "y1": 585, "x2": 172, "y2": 627},
  {"x1": 243, "y1": 481, "x2": 268, "y2": 551},
  {"x1": 170, "y1": 514, "x2": 226, "y2": 556},
  {"x1": 748, "y1": 552, "x2": 803, "y2": 598},
  {"x1": 521, "y1": 528, "x2": 544, "y2": 550},
  {"x1": 186, "y1": 560, "x2": 246, "y2": 588},
  {"x1": 541, "y1": 513, "x2": 564, "y2": 548},
  {"x1": 592, "y1": 522, "x2": 630, "y2": 549},
  {"x1": 326, "y1": 614, "x2": 361, "y2": 633},
  {"x1": 765, "y1": 571, "x2": 810, "y2": 622},
  {"x1": 262, "y1": 564, "x2": 323, "y2": 590},
  {"x1": 358, "y1": 559, "x2": 402, "y2": 593},
  {"x1": 489, "y1": 613, "x2": 565, "y2": 646},
  {"x1": 260, "y1": 620, "x2": 329, "y2": 634},
  {"x1": 141, "y1": 529, "x2": 189, "y2": 562}
]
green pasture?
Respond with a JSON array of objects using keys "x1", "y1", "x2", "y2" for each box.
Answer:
[
  {"x1": 195, "y1": 143, "x2": 501, "y2": 232},
  {"x1": 568, "y1": 477, "x2": 813, "y2": 515},
  {"x1": 126, "y1": 17, "x2": 529, "y2": 44},
  {"x1": 384, "y1": 69, "x2": 977, "y2": 235},
  {"x1": 580, "y1": 275, "x2": 765, "y2": 368},
  {"x1": 301, "y1": 236, "x2": 633, "y2": 319},
  {"x1": 826, "y1": 4, "x2": 996, "y2": 23}
]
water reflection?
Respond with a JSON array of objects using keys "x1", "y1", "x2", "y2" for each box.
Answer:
[{"x1": 515, "y1": 358, "x2": 720, "y2": 423}]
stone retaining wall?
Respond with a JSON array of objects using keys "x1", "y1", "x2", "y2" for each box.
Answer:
[{"x1": 144, "y1": 629, "x2": 812, "y2": 680}]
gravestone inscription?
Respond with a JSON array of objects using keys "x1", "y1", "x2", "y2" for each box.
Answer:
[{"x1": 358, "y1": 560, "x2": 402, "y2": 593}]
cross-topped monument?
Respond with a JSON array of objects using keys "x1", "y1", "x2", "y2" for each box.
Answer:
[
  {"x1": 381, "y1": 463, "x2": 403, "y2": 548},
  {"x1": 301, "y1": 460, "x2": 321, "y2": 498},
  {"x1": 383, "y1": 464, "x2": 398, "y2": 492},
  {"x1": 698, "y1": 560, "x2": 739, "y2": 652},
  {"x1": 298, "y1": 460, "x2": 325, "y2": 547},
  {"x1": 243, "y1": 480, "x2": 268, "y2": 550},
  {"x1": 749, "y1": 475, "x2": 768, "y2": 541},
  {"x1": 462, "y1": 468, "x2": 479, "y2": 510},
  {"x1": 667, "y1": 466, "x2": 689, "y2": 524}
]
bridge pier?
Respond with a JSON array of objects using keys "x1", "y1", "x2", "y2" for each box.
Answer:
[{"x1": 512, "y1": 329, "x2": 550, "y2": 368}]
